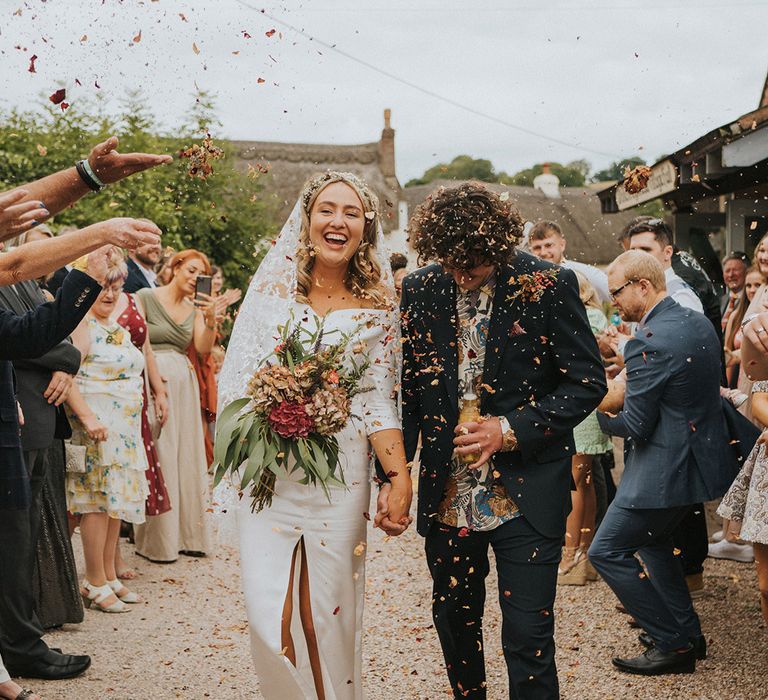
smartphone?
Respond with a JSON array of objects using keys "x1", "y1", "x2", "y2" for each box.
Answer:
[{"x1": 195, "y1": 275, "x2": 212, "y2": 301}]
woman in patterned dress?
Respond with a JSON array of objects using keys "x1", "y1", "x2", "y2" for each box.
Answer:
[
  {"x1": 718, "y1": 379, "x2": 768, "y2": 623},
  {"x1": 65, "y1": 254, "x2": 148, "y2": 612}
]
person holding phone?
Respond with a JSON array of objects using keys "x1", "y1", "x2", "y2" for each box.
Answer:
[{"x1": 132, "y1": 249, "x2": 217, "y2": 563}]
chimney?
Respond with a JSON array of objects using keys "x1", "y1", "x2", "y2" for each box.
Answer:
[
  {"x1": 379, "y1": 108, "x2": 396, "y2": 179},
  {"x1": 533, "y1": 162, "x2": 561, "y2": 199}
]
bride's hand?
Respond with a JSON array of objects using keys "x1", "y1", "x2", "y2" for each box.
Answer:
[{"x1": 374, "y1": 482, "x2": 412, "y2": 537}]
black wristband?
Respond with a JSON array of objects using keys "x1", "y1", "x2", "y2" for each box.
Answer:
[{"x1": 75, "y1": 160, "x2": 104, "y2": 192}]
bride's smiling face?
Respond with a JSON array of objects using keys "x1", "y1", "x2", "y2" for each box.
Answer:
[{"x1": 308, "y1": 182, "x2": 366, "y2": 269}]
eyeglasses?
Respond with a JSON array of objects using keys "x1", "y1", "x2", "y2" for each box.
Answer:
[{"x1": 609, "y1": 279, "x2": 638, "y2": 301}]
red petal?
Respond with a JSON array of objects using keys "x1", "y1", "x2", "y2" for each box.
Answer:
[
  {"x1": 28, "y1": 54, "x2": 37, "y2": 73},
  {"x1": 332, "y1": 606, "x2": 340, "y2": 615},
  {"x1": 49, "y1": 88, "x2": 66, "y2": 104},
  {"x1": 265, "y1": 29, "x2": 276, "y2": 37}
]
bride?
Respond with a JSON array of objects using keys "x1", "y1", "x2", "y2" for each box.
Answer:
[{"x1": 217, "y1": 172, "x2": 412, "y2": 699}]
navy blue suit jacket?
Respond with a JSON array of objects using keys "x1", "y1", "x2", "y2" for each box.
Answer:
[
  {"x1": 393, "y1": 254, "x2": 608, "y2": 538},
  {"x1": 0, "y1": 270, "x2": 100, "y2": 509},
  {"x1": 124, "y1": 258, "x2": 154, "y2": 294},
  {"x1": 598, "y1": 297, "x2": 734, "y2": 508}
]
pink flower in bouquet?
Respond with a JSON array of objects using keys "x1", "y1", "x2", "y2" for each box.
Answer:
[
  {"x1": 268, "y1": 400, "x2": 314, "y2": 438},
  {"x1": 324, "y1": 369, "x2": 340, "y2": 386}
]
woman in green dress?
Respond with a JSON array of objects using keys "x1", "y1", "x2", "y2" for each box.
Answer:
[{"x1": 133, "y1": 249, "x2": 217, "y2": 562}]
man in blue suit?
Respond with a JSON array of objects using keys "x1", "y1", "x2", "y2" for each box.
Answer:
[{"x1": 590, "y1": 250, "x2": 733, "y2": 675}]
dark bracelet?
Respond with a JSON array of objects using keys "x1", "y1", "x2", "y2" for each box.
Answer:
[{"x1": 75, "y1": 159, "x2": 105, "y2": 192}]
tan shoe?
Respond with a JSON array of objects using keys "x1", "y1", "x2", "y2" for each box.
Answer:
[{"x1": 558, "y1": 548, "x2": 587, "y2": 586}]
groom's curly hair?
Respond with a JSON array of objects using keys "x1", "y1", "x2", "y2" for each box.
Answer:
[{"x1": 408, "y1": 183, "x2": 523, "y2": 270}]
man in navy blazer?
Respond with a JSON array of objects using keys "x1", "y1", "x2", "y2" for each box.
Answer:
[
  {"x1": 124, "y1": 241, "x2": 162, "y2": 293},
  {"x1": 590, "y1": 251, "x2": 733, "y2": 676},
  {"x1": 377, "y1": 184, "x2": 607, "y2": 699}
]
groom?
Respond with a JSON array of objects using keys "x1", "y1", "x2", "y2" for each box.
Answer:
[{"x1": 377, "y1": 183, "x2": 606, "y2": 699}]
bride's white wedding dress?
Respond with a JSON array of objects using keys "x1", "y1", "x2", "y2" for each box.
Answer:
[
  {"x1": 238, "y1": 302, "x2": 399, "y2": 700},
  {"x1": 216, "y1": 197, "x2": 401, "y2": 699}
]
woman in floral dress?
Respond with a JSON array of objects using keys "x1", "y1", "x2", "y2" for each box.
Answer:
[
  {"x1": 718, "y1": 379, "x2": 768, "y2": 623},
  {"x1": 65, "y1": 254, "x2": 148, "y2": 613}
]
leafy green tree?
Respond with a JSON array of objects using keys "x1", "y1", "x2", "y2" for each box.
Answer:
[
  {"x1": 0, "y1": 90, "x2": 272, "y2": 298},
  {"x1": 406, "y1": 155, "x2": 498, "y2": 186},
  {"x1": 591, "y1": 156, "x2": 647, "y2": 182}
]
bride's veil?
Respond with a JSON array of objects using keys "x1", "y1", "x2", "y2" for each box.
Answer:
[{"x1": 213, "y1": 172, "x2": 398, "y2": 533}]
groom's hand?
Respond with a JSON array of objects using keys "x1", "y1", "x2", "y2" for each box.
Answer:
[
  {"x1": 453, "y1": 417, "x2": 503, "y2": 470},
  {"x1": 374, "y1": 483, "x2": 410, "y2": 536}
]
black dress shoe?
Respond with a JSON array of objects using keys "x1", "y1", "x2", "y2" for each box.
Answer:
[
  {"x1": 6, "y1": 650, "x2": 91, "y2": 680},
  {"x1": 612, "y1": 645, "x2": 696, "y2": 675},
  {"x1": 639, "y1": 632, "x2": 707, "y2": 660}
]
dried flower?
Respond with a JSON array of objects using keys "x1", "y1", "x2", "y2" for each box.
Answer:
[
  {"x1": 306, "y1": 387, "x2": 351, "y2": 435},
  {"x1": 268, "y1": 400, "x2": 314, "y2": 439},
  {"x1": 247, "y1": 365, "x2": 302, "y2": 413}
]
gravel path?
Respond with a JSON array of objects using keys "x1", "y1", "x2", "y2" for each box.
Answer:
[{"x1": 33, "y1": 513, "x2": 765, "y2": 700}]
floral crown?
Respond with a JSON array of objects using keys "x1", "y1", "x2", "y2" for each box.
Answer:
[{"x1": 301, "y1": 171, "x2": 380, "y2": 223}]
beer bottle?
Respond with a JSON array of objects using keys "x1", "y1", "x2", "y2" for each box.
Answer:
[{"x1": 458, "y1": 386, "x2": 481, "y2": 465}]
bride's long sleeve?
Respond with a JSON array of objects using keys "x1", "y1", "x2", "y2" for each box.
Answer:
[{"x1": 361, "y1": 306, "x2": 402, "y2": 436}]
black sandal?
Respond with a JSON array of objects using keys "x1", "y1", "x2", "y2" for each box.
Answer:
[{"x1": 16, "y1": 690, "x2": 38, "y2": 700}]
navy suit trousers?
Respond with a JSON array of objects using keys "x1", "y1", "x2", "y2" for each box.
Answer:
[
  {"x1": 589, "y1": 502, "x2": 702, "y2": 652},
  {"x1": 425, "y1": 516, "x2": 561, "y2": 700}
]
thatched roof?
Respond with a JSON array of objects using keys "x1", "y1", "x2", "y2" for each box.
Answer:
[
  {"x1": 403, "y1": 180, "x2": 638, "y2": 264},
  {"x1": 229, "y1": 138, "x2": 400, "y2": 232}
]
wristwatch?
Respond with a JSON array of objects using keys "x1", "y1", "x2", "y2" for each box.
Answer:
[{"x1": 498, "y1": 416, "x2": 518, "y2": 452}]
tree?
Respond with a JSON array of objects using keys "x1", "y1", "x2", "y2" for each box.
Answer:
[
  {"x1": 591, "y1": 156, "x2": 647, "y2": 183},
  {"x1": 0, "y1": 90, "x2": 272, "y2": 300},
  {"x1": 502, "y1": 160, "x2": 590, "y2": 188},
  {"x1": 405, "y1": 155, "x2": 498, "y2": 186}
]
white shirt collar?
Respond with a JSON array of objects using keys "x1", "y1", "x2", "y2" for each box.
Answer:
[{"x1": 134, "y1": 259, "x2": 157, "y2": 285}]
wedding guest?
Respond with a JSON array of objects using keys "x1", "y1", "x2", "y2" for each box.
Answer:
[
  {"x1": 65, "y1": 252, "x2": 148, "y2": 612},
  {"x1": 623, "y1": 217, "x2": 715, "y2": 597},
  {"x1": 724, "y1": 265, "x2": 765, "y2": 388},
  {"x1": 717, "y1": 378, "x2": 768, "y2": 616},
  {"x1": 618, "y1": 216, "x2": 723, "y2": 340},
  {"x1": 211, "y1": 265, "x2": 224, "y2": 295},
  {"x1": 591, "y1": 251, "x2": 733, "y2": 675},
  {"x1": 0, "y1": 218, "x2": 162, "y2": 680},
  {"x1": 133, "y1": 250, "x2": 217, "y2": 562},
  {"x1": 528, "y1": 219, "x2": 611, "y2": 303},
  {"x1": 0, "y1": 139, "x2": 167, "y2": 681},
  {"x1": 558, "y1": 272, "x2": 612, "y2": 586},
  {"x1": 114, "y1": 268, "x2": 170, "y2": 517},
  {"x1": 124, "y1": 239, "x2": 162, "y2": 293},
  {"x1": 0, "y1": 249, "x2": 84, "y2": 630},
  {"x1": 721, "y1": 252, "x2": 749, "y2": 329},
  {"x1": 379, "y1": 183, "x2": 606, "y2": 699}
]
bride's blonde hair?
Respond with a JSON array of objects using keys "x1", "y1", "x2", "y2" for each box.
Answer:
[{"x1": 295, "y1": 171, "x2": 390, "y2": 309}]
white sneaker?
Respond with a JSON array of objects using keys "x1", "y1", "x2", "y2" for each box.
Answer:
[
  {"x1": 710, "y1": 530, "x2": 724, "y2": 543},
  {"x1": 707, "y1": 539, "x2": 754, "y2": 563}
]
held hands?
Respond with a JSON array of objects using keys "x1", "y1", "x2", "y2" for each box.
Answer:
[
  {"x1": 373, "y1": 482, "x2": 413, "y2": 536},
  {"x1": 0, "y1": 189, "x2": 50, "y2": 240},
  {"x1": 87, "y1": 136, "x2": 172, "y2": 184},
  {"x1": 453, "y1": 416, "x2": 503, "y2": 470},
  {"x1": 44, "y1": 371, "x2": 74, "y2": 406}
]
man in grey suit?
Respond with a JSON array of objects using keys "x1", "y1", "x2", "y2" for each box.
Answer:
[{"x1": 590, "y1": 251, "x2": 733, "y2": 676}]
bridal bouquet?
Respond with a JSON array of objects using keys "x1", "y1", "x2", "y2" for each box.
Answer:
[{"x1": 213, "y1": 315, "x2": 370, "y2": 512}]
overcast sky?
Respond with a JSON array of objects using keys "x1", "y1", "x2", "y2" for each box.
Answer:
[{"x1": 1, "y1": 0, "x2": 767, "y2": 183}]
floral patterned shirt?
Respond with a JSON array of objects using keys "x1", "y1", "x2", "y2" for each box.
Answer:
[{"x1": 436, "y1": 277, "x2": 520, "y2": 531}]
